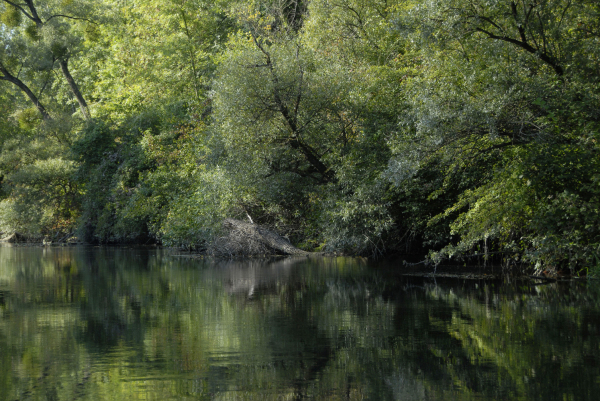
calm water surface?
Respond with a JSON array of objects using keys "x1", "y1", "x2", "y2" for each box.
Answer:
[{"x1": 1, "y1": 246, "x2": 599, "y2": 400}]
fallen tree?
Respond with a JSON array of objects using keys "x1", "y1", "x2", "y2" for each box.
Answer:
[{"x1": 209, "y1": 218, "x2": 311, "y2": 257}]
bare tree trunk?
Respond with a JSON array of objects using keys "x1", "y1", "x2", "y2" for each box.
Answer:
[{"x1": 58, "y1": 58, "x2": 91, "y2": 119}]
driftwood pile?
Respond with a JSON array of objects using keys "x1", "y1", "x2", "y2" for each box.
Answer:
[{"x1": 209, "y1": 218, "x2": 310, "y2": 257}]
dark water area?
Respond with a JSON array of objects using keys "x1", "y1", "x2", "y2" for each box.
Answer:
[{"x1": 1, "y1": 246, "x2": 599, "y2": 400}]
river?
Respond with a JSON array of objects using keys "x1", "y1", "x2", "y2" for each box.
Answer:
[{"x1": 0, "y1": 246, "x2": 599, "y2": 400}]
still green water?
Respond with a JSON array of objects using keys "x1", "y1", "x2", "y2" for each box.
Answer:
[{"x1": 0, "y1": 246, "x2": 599, "y2": 400}]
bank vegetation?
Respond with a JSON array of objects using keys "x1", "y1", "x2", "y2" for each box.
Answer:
[{"x1": 1, "y1": 0, "x2": 599, "y2": 274}]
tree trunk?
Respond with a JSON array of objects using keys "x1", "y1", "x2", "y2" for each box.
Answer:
[{"x1": 58, "y1": 58, "x2": 91, "y2": 119}]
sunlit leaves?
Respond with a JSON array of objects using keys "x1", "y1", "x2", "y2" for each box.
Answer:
[{"x1": 0, "y1": 4, "x2": 21, "y2": 27}]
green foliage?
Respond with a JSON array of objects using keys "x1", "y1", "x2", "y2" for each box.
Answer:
[
  {"x1": 89, "y1": 0, "x2": 234, "y2": 119},
  {"x1": 209, "y1": 0, "x2": 406, "y2": 254},
  {"x1": 158, "y1": 167, "x2": 237, "y2": 248},
  {"x1": 0, "y1": 5, "x2": 21, "y2": 27},
  {"x1": 72, "y1": 104, "x2": 224, "y2": 245},
  {"x1": 24, "y1": 23, "x2": 41, "y2": 41},
  {"x1": 122, "y1": 116, "x2": 223, "y2": 248},
  {"x1": 432, "y1": 142, "x2": 600, "y2": 271},
  {"x1": 380, "y1": 0, "x2": 600, "y2": 268},
  {"x1": 0, "y1": 0, "x2": 598, "y2": 269},
  {"x1": 74, "y1": 117, "x2": 148, "y2": 243},
  {"x1": 0, "y1": 158, "x2": 79, "y2": 236},
  {"x1": 71, "y1": 119, "x2": 115, "y2": 167},
  {"x1": 15, "y1": 108, "x2": 42, "y2": 130},
  {"x1": 304, "y1": 0, "x2": 405, "y2": 65}
]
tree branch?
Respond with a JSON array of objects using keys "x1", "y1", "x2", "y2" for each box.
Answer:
[
  {"x1": 511, "y1": 2, "x2": 528, "y2": 44},
  {"x1": 45, "y1": 14, "x2": 98, "y2": 24},
  {"x1": 248, "y1": 30, "x2": 334, "y2": 182},
  {"x1": 474, "y1": 15, "x2": 505, "y2": 34},
  {"x1": 23, "y1": 0, "x2": 42, "y2": 25},
  {"x1": 2, "y1": 0, "x2": 34, "y2": 21},
  {"x1": 475, "y1": 28, "x2": 564, "y2": 76},
  {"x1": 0, "y1": 61, "x2": 52, "y2": 120}
]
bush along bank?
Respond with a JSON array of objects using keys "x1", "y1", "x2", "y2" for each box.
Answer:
[{"x1": 0, "y1": 0, "x2": 598, "y2": 275}]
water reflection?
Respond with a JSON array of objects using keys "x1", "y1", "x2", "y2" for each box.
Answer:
[{"x1": 0, "y1": 246, "x2": 599, "y2": 400}]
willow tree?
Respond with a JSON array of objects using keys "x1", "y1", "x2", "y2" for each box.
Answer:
[{"x1": 209, "y1": 0, "x2": 406, "y2": 254}]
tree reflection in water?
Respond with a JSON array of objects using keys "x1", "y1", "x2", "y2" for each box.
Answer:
[{"x1": 0, "y1": 246, "x2": 599, "y2": 400}]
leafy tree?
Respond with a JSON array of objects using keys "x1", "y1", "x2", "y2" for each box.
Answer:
[
  {"x1": 88, "y1": 0, "x2": 234, "y2": 119},
  {"x1": 385, "y1": 0, "x2": 600, "y2": 269},
  {"x1": 210, "y1": 0, "x2": 408, "y2": 254},
  {"x1": 0, "y1": 0, "x2": 100, "y2": 119},
  {"x1": 0, "y1": 157, "x2": 79, "y2": 236},
  {"x1": 1, "y1": 4, "x2": 53, "y2": 120}
]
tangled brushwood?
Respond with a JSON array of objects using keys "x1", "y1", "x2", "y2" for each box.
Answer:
[{"x1": 208, "y1": 219, "x2": 311, "y2": 258}]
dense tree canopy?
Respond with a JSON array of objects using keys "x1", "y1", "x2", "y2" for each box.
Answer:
[{"x1": 0, "y1": 0, "x2": 598, "y2": 273}]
